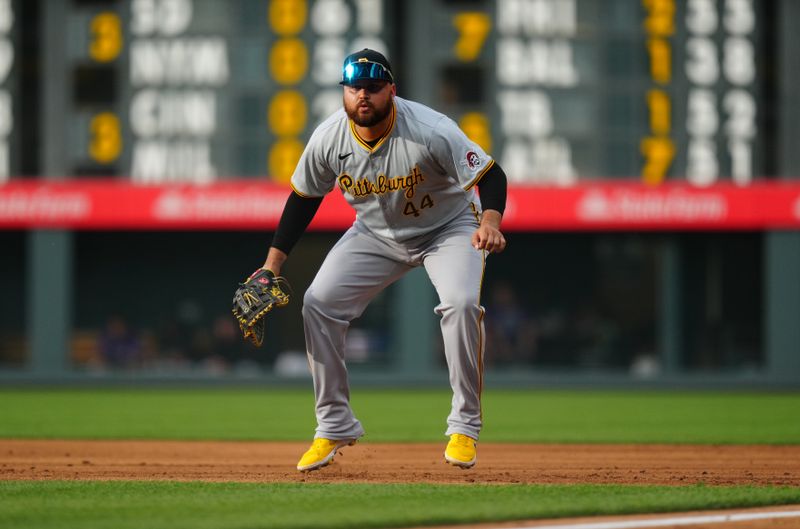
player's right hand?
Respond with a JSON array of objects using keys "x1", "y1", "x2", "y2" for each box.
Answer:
[
  {"x1": 472, "y1": 225, "x2": 506, "y2": 253},
  {"x1": 472, "y1": 210, "x2": 506, "y2": 253}
]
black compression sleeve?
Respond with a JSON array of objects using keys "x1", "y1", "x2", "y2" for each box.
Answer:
[
  {"x1": 270, "y1": 192, "x2": 324, "y2": 255},
  {"x1": 476, "y1": 162, "x2": 507, "y2": 215}
]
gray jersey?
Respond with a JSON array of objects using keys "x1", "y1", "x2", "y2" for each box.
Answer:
[
  {"x1": 291, "y1": 96, "x2": 495, "y2": 241},
  {"x1": 292, "y1": 95, "x2": 493, "y2": 450}
]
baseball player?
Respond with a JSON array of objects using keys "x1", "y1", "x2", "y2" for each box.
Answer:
[{"x1": 260, "y1": 49, "x2": 508, "y2": 471}]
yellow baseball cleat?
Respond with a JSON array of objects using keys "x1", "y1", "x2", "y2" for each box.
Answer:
[
  {"x1": 444, "y1": 433, "x2": 477, "y2": 468},
  {"x1": 297, "y1": 438, "x2": 357, "y2": 472}
]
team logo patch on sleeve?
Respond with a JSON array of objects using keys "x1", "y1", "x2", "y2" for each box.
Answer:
[{"x1": 460, "y1": 151, "x2": 483, "y2": 169}]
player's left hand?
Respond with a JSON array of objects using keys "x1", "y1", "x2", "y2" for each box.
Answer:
[
  {"x1": 231, "y1": 268, "x2": 291, "y2": 346},
  {"x1": 472, "y1": 224, "x2": 506, "y2": 253}
]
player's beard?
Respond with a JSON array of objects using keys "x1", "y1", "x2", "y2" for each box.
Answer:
[{"x1": 345, "y1": 96, "x2": 393, "y2": 128}]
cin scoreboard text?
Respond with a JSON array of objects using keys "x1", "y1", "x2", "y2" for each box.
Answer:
[{"x1": 67, "y1": 0, "x2": 392, "y2": 183}]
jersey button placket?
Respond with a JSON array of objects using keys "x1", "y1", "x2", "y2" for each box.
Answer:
[{"x1": 370, "y1": 155, "x2": 389, "y2": 213}]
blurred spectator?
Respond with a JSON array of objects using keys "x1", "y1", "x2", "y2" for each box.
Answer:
[
  {"x1": 211, "y1": 314, "x2": 245, "y2": 365},
  {"x1": 214, "y1": 313, "x2": 280, "y2": 371},
  {"x1": 99, "y1": 315, "x2": 142, "y2": 369},
  {"x1": 188, "y1": 326, "x2": 219, "y2": 370},
  {"x1": 154, "y1": 299, "x2": 206, "y2": 368},
  {"x1": 571, "y1": 299, "x2": 624, "y2": 368},
  {"x1": 484, "y1": 281, "x2": 538, "y2": 366}
]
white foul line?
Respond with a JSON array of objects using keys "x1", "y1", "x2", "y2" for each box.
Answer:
[{"x1": 500, "y1": 509, "x2": 800, "y2": 529}]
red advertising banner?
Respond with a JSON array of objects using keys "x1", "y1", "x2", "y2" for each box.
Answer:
[
  {"x1": 1, "y1": 180, "x2": 799, "y2": 231},
  {"x1": 504, "y1": 182, "x2": 800, "y2": 230}
]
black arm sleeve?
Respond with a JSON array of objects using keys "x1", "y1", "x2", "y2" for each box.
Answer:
[
  {"x1": 476, "y1": 162, "x2": 507, "y2": 215},
  {"x1": 270, "y1": 192, "x2": 324, "y2": 255}
]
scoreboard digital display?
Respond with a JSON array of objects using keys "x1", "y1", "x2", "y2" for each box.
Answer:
[{"x1": 57, "y1": 0, "x2": 772, "y2": 185}]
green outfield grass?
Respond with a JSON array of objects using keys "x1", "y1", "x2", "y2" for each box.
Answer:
[
  {"x1": 2, "y1": 481, "x2": 800, "y2": 529},
  {"x1": 0, "y1": 388, "x2": 799, "y2": 443},
  {"x1": 1, "y1": 388, "x2": 799, "y2": 529}
]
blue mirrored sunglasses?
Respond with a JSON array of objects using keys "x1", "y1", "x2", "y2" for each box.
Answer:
[{"x1": 341, "y1": 61, "x2": 394, "y2": 85}]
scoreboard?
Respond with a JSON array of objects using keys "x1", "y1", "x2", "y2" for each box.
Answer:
[
  {"x1": 65, "y1": 0, "x2": 394, "y2": 183},
  {"x1": 27, "y1": 0, "x2": 782, "y2": 185},
  {"x1": 0, "y1": 0, "x2": 15, "y2": 183},
  {"x1": 428, "y1": 0, "x2": 767, "y2": 185}
]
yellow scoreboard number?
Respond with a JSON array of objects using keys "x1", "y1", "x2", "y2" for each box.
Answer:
[
  {"x1": 268, "y1": 0, "x2": 309, "y2": 182},
  {"x1": 89, "y1": 12, "x2": 123, "y2": 63},
  {"x1": 89, "y1": 112, "x2": 122, "y2": 164},
  {"x1": 87, "y1": 11, "x2": 123, "y2": 165}
]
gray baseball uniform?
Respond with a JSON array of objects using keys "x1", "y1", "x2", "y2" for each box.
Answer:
[{"x1": 291, "y1": 96, "x2": 494, "y2": 441}]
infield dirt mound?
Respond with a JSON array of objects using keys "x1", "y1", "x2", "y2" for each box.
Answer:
[{"x1": 1, "y1": 440, "x2": 799, "y2": 486}]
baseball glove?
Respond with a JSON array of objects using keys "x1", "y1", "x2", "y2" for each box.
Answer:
[{"x1": 231, "y1": 268, "x2": 291, "y2": 346}]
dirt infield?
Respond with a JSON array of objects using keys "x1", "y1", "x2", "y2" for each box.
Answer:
[
  {"x1": 1, "y1": 439, "x2": 799, "y2": 486},
  {"x1": 3, "y1": 440, "x2": 799, "y2": 529}
]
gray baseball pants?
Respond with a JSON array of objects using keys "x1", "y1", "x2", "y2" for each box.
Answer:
[{"x1": 302, "y1": 219, "x2": 486, "y2": 441}]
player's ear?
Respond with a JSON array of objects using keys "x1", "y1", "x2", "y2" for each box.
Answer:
[{"x1": 390, "y1": 83, "x2": 397, "y2": 96}]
